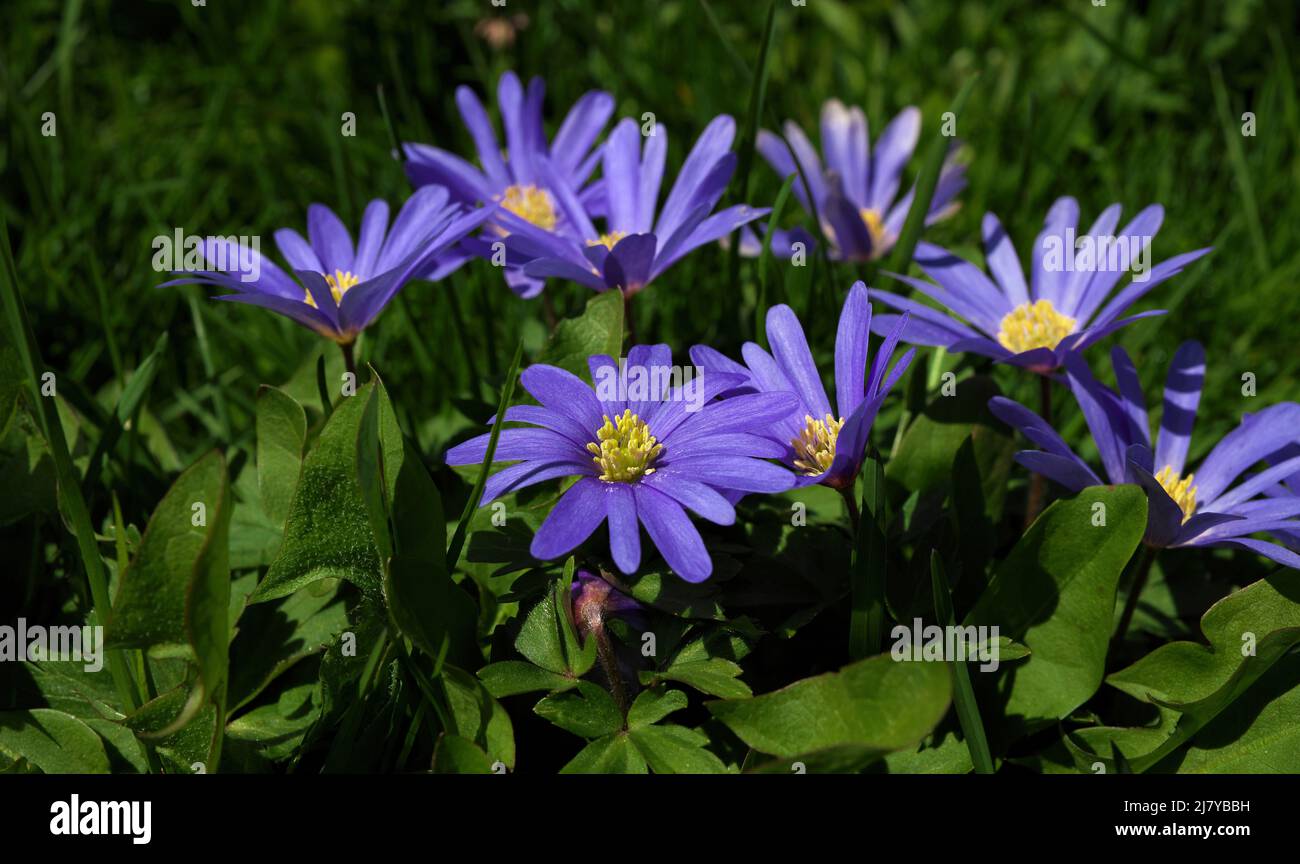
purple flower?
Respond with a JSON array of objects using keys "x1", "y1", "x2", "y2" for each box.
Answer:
[
  {"x1": 162, "y1": 186, "x2": 493, "y2": 344},
  {"x1": 988, "y1": 343, "x2": 1300, "y2": 568},
  {"x1": 691, "y1": 282, "x2": 914, "y2": 491},
  {"x1": 518, "y1": 115, "x2": 769, "y2": 296},
  {"x1": 868, "y1": 197, "x2": 1212, "y2": 374},
  {"x1": 444, "y1": 347, "x2": 797, "y2": 582},
  {"x1": 737, "y1": 102, "x2": 966, "y2": 262},
  {"x1": 403, "y1": 71, "x2": 614, "y2": 298}
]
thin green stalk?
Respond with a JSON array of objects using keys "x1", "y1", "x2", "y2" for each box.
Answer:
[
  {"x1": 931, "y1": 551, "x2": 995, "y2": 774},
  {"x1": 1113, "y1": 545, "x2": 1157, "y2": 647},
  {"x1": 446, "y1": 340, "x2": 523, "y2": 573},
  {"x1": 848, "y1": 452, "x2": 887, "y2": 659}
]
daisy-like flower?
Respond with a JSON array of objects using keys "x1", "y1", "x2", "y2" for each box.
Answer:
[
  {"x1": 691, "y1": 282, "x2": 914, "y2": 491},
  {"x1": 988, "y1": 343, "x2": 1300, "y2": 567},
  {"x1": 868, "y1": 198, "x2": 1212, "y2": 374},
  {"x1": 403, "y1": 71, "x2": 614, "y2": 298},
  {"x1": 444, "y1": 347, "x2": 797, "y2": 582},
  {"x1": 518, "y1": 115, "x2": 769, "y2": 296},
  {"x1": 737, "y1": 101, "x2": 966, "y2": 262},
  {"x1": 162, "y1": 186, "x2": 493, "y2": 344}
]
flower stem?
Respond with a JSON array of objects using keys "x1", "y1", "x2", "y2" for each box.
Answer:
[
  {"x1": 340, "y1": 340, "x2": 357, "y2": 382},
  {"x1": 1024, "y1": 374, "x2": 1053, "y2": 528},
  {"x1": 623, "y1": 289, "x2": 638, "y2": 347},
  {"x1": 1112, "y1": 545, "x2": 1157, "y2": 648}
]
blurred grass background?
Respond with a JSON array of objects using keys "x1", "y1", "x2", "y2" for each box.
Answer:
[{"x1": 2, "y1": 0, "x2": 1298, "y2": 531}]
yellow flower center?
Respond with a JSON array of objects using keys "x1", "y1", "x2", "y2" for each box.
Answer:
[
  {"x1": 304, "y1": 269, "x2": 360, "y2": 308},
  {"x1": 500, "y1": 183, "x2": 557, "y2": 231},
  {"x1": 587, "y1": 410, "x2": 663, "y2": 483},
  {"x1": 587, "y1": 231, "x2": 627, "y2": 251},
  {"x1": 859, "y1": 207, "x2": 887, "y2": 253},
  {"x1": 792, "y1": 413, "x2": 844, "y2": 477},
  {"x1": 1154, "y1": 465, "x2": 1197, "y2": 522},
  {"x1": 996, "y1": 299, "x2": 1077, "y2": 353}
]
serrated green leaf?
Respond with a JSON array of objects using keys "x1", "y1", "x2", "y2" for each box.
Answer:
[
  {"x1": 627, "y1": 688, "x2": 688, "y2": 729},
  {"x1": 1071, "y1": 570, "x2": 1300, "y2": 772},
  {"x1": 628, "y1": 724, "x2": 729, "y2": 774},
  {"x1": 477, "y1": 661, "x2": 575, "y2": 698},
  {"x1": 534, "y1": 681, "x2": 622, "y2": 738},
  {"x1": 560, "y1": 732, "x2": 647, "y2": 774}
]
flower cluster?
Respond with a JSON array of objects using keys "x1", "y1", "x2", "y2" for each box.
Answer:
[{"x1": 172, "y1": 68, "x2": 1300, "y2": 584}]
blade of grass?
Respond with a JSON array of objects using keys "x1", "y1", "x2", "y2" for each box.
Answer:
[
  {"x1": 885, "y1": 72, "x2": 979, "y2": 277},
  {"x1": 726, "y1": 0, "x2": 779, "y2": 300},
  {"x1": 754, "y1": 174, "x2": 795, "y2": 348},
  {"x1": 82, "y1": 331, "x2": 168, "y2": 495},
  {"x1": 848, "y1": 450, "x2": 887, "y2": 659},
  {"x1": 1210, "y1": 64, "x2": 1270, "y2": 274},
  {"x1": 931, "y1": 550, "x2": 995, "y2": 774},
  {"x1": 0, "y1": 218, "x2": 140, "y2": 717},
  {"x1": 445, "y1": 338, "x2": 523, "y2": 573}
]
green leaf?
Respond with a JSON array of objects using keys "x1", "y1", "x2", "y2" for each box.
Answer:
[
  {"x1": 106, "y1": 450, "x2": 232, "y2": 745},
  {"x1": 255, "y1": 385, "x2": 307, "y2": 528},
  {"x1": 931, "y1": 551, "x2": 993, "y2": 774},
  {"x1": 534, "y1": 681, "x2": 622, "y2": 738},
  {"x1": 252, "y1": 385, "x2": 382, "y2": 602},
  {"x1": 432, "y1": 734, "x2": 494, "y2": 774},
  {"x1": 513, "y1": 562, "x2": 596, "y2": 677},
  {"x1": 442, "y1": 665, "x2": 515, "y2": 770},
  {"x1": 627, "y1": 688, "x2": 688, "y2": 729},
  {"x1": 226, "y1": 581, "x2": 349, "y2": 712},
  {"x1": 537, "y1": 291, "x2": 623, "y2": 381},
  {"x1": 1071, "y1": 570, "x2": 1300, "y2": 772},
  {"x1": 560, "y1": 732, "x2": 647, "y2": 774},
  {"x1": 887, "y1": 375, "x2": 1008, "y2": 494},
  {"x1": 384, "y1": 557, "x2": 479, "y2": 672},
  {"x1": 707, "y1": 653, "x2": 952, "y2": 770},
  {"x1": 1159, "y1": 653, "x2": 1300, "y2": 773},
  {"x1": 0, "y1": 709, "x2": 111, "y2": 774},
  {"x1": 477, "y1": 661, "x2": 575, "y2": 698},
  {"x1": 627, "y1": 724, "x2": 729, "y2": 774},
  {"x1": 643, "y1": 657, "x2": 752, "y2": 699},
  {"x1": 964, "y1": 485, "x2": 1145, "y2": 741}
]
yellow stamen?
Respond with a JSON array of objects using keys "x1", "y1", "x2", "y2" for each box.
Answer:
[
  {"x1": 500, "y1": 183, "x2": 557, "y2": 231},
  {"x1": 1154, "y1": 465, "x2": 1197, "y2": 522},
  {"x1": 996, "y1": 299, "x2": 1077, "y2": 353},
  {"x1": 791, "y1": 413, "x2": 844, "y2": 477},
  {"x1": 859, "y1": 207, "x2": 887, "y2": 253},
  {"x1": 304, "y1": 269, "x2": 360, "y2": 308},
  {"x1": 586, "y1": 409, "x2": 662, "y2": 483},
  {"x1": 587, "y1": 231, "x2": 627, "y2": 251}
]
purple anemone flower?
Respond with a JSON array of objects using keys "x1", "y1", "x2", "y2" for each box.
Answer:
[
  {"x1": 162, "y1": 186, "x2": 493, "y2": 344},
  {"x1": 403, "y1": 71, "x2": 614, "y2": 298},
  {"x1": 868, "y1": 197, "x2": 1213, "y2": 374},
  {"x1": 988, "y1": 343, "x2": 1300, "y2": 568},
  {"x1": 691, "y1": 282, "x2": 914, "y2": 491},
  {"x1": 444, "y1": 347, "x2": 797, "y2": 582},
  {"x1": 517, "y1": 115, "x2": 769, "y2": 296},
  {"x1": 737, "y1": 102, "x2": 966, "y2": 262}
]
